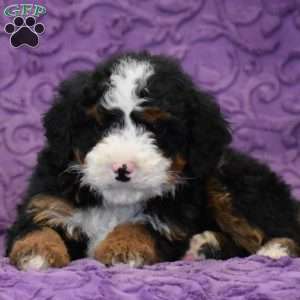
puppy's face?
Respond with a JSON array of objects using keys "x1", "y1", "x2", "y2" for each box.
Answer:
[
  {"x1": 44, "y1": 53, "x2": 231, "y2": 206},
  {"x1": 78, "y1": 57, "x2": 188, "y2": 205}
]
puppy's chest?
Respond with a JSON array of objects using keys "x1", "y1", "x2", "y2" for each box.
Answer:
[{"x1": 65, "y1": 204, "x2": 143, "y2": 255}]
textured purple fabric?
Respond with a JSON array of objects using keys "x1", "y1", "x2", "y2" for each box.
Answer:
[
  {"x1": 1, "y1": 256, "x2": 300, "y2": 300},
  {"x1": 1, "y1": 0, "x2": 300, "y2": 251},
  {"x1": 1, "y1": 1, "x2": 300, "y2": 299}
]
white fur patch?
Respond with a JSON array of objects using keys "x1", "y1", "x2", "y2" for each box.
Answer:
[
  {"x1": 257, "y1": 242, "x2": 289, "y2": 259},
  {"x1": 65, "y1": 204, "x2": 144, "y2": 257},
  {"x1": 81, "y1": 126, "x2": 172, "y2": 205},
  {"x1": 19, "y1": 254, "x2": 49, "y2": 271},
  {"x1": 127, "y1": 256, "x2": 144, "y2": 268},
  {"x1": 111, "y1": 252, "x2": 144, "y2": 268},
  {"x1": 191, "y1": 231, "x2": 219, "y2": 248},
  {"x1": 79, "y1": 57, "x2": 173, "y2": 206},
  {"x1": 186, "y1": 231, "x2": 220, "y2": 260},
  {"x1": 63, "y1": 58, "x2": 176, "y2": 256},
  {"x1": 104, "y1": 57, "x2": 154, "y2": 116},
  {"x1": 64, "y1": 204, "x2": 174, "y2": 258}
]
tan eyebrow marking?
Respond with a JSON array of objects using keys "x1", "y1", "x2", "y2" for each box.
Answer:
[
  {"x1": 169, "y1": 154, "x2": 187, "y2": 183},
  {"x1": 86, "y1": 104, "x2": 102, "y2": 124},
  {"x1": 171, "y1": 154, "x2": 186, "y2": 172},
  {"x1": 74, "y1": 149, "x2": 84, "y2": 165},
  {"x1": 142, "y1": 107, "x2": 171, "y2": 122}
]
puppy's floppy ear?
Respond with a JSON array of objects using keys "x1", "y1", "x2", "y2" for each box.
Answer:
[
  {"x1": 43, "y1": 71, "x2": 92, "y2": 168},
  {"x1": 43, "y1": 98, "x2": 73, "y2": 167},
  {"x1": 187, "y1": 89, "x2": 232, "y2": 177}
]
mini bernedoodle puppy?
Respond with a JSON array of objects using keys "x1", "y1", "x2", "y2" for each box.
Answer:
[{"x1": 6, "y1": 52, "x2": 300, "y2": 271}]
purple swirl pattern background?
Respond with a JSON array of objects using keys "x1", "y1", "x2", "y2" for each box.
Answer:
[
  {"x1": 1, "y1": 2, "x2": 300, "y2": 299},
  {"x1": 0, "y1": 0, "x2": 300, "y2": 257}
]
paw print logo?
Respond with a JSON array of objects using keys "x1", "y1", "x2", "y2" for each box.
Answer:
[{"x1": 4, "y1": 16, "x2": 45, "y2": 48}]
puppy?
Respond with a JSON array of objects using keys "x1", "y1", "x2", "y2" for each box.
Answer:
[{"x1": 6, "y1": 52, "x2": 300, "y2": 271}]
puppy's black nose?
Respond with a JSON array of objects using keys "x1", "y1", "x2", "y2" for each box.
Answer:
[{"x1": 114, "y1": 164, "x2": 131, "y2": 182}]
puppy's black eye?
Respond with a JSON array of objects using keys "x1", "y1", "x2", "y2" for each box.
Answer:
[
  {"x1": 101, "y1": 107, "x2": 124, "y2": 127},
  {"x1": 138, "y1": 87, "x2": 149, "y2": 98},
  {"x1": 107, "y1": 108, "x2": 123, "y2": 120}
]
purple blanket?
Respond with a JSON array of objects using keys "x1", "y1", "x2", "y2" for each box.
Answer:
[
  {"x1": 1, "y1": 256, "x2": 300, "y2": 300},
  {"x1": 1, "y1": 0, "x2": 300, "y2": 299}
]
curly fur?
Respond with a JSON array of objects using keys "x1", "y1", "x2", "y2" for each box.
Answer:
[{"x1": 6, "y1": 51, "x2": 300, "y2": 269}]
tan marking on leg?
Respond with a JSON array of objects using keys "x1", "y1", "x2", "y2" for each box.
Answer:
[
  {"x1": 257, "y1": 238, "x2": 300, "y2": 259},
  {"x1": 27, "y1": 195, "x2": 81, "y2": 240},
  {"x1": 94, "y1": 223, "x2": 160, "y2": 267},
  {"x1": 168, "y1": 153, "x2": 187, "y2": 183},
  {"x1": 207, "y1": 178, "x2": 265, "y2": 253},
  {"x1": 9, "y1": 227, "x2": 70, "y2": 270}
]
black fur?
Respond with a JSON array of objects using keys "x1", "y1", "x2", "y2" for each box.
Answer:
[{"x1": 6, "y1": 51, "x2": 300, "y2": 264}]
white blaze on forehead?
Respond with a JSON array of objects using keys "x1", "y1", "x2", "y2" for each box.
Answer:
[
  {"x1": 80, "y1": 56, "x2": 173, "y2": 206},
  {"x1": 103, "y1": 57, "x2": 154, "y2": 117}
]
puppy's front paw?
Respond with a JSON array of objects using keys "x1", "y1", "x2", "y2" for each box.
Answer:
[
  {"x1": 95, "y1": 243, "x2": 147, "y2": 267},
  {"x1": 184, "y1": 231, "x2": 222, "y2": 260},
  {"x1": 9, "y1": 228, "x2": 70, "y2": 271},
  {"x1": 94, "y1": 223, "x2": 159, "y2": 267},
  {"x1": 256, "y1": 238, "x2": 300, "y2": 259}
]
